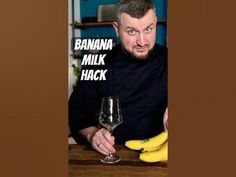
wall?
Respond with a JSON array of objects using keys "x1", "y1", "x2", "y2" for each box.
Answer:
[{"x1": 80, "y1": 0, "x2": 117, "y2": 40}]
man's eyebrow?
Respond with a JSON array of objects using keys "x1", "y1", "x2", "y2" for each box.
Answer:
[
  {"x1": 145, "y1": 23, "x2": 155, "y2": 29},
  {"x1": 126, "y1": 23, "x2": 155, "y2": 31}
]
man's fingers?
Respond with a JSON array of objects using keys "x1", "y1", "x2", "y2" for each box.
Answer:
[
  {"x1": 104, "y1": 131, "x2": 115, "y2": 145},
  {"x1": 92, "y1": 137, "x2": 115, "y2": 155},
  {"x1": 100, "y1": 129, "x2": 116, "y2": 153},
  {"x1": 96, "y1": 143, "x2": 110, "y2": 155},
  {"x1": 94, "y1": 143, "x2": 109, "y2": 155},
  {"x1": 100, "y1": 139, "x2": 116, "y2": 154},
  {"x1": 91, "y1": 128, "x2": 116, "y2": 154}
]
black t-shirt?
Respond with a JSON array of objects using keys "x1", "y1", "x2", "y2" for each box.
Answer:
[{"x1": 69, "y1": 44, "x2": 167, "y2": 144}]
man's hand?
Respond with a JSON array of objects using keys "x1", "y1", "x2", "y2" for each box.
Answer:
[
  {"x1": 80, "y1": 126, "x2": 116, "y2": 155},
  {"x1": 90, "y1": 128, "x2": 116, "y2": 155},
  {"x1": 163, "y1": 108, "x2": 168, "y2": 131}
]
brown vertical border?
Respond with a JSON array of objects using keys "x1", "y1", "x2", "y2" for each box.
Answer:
[
  {"x1": 0, "y1": 1, "x2": 68, "y2": 177},
  {"x1": 169, "y1": 0, "x2": 236, "y2": 177}
]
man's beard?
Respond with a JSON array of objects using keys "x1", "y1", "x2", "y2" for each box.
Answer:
[{"x1": 121, "y1": 44, "x2": 154, "y2": 60}]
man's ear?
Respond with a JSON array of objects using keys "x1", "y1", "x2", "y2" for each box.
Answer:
[{"x1": 113, "y1": 21, "x2": 119, "y2": 37}]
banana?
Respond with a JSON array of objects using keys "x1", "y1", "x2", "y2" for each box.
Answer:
[
  {"x1": 139, "y1": 142, "x2": 168, "y2": 163},
  {"x1": 141, "y1": 142, "x2": 165, "y2": 152},
  {"x1": 125, "y1": 131, "x2": 168, "y2": 150}
]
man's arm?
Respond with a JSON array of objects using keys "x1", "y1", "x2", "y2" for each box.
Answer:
[{"x1": 69, "y1": 80, "x2": 99, "y2": 143}]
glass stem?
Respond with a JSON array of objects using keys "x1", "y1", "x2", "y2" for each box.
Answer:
[
  {"x1": 109, "y1": 129, "x2": 113, "y2": 134},
  {"x1": 109, "y1": 130, "x2": 113, "y2": 157}
]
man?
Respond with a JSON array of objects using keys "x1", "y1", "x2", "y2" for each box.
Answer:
[{"x1": 69, "y1": 0, "x2": 168, "y2": 155}]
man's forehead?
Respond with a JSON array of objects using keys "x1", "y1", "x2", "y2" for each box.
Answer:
[{"x1": 119, "y1": 9, "x2": 157, "y2": 27}]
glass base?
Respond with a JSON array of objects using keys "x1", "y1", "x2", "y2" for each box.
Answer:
[{"x1": 100, "y1": 154, "x2": 121, "y2": 163}]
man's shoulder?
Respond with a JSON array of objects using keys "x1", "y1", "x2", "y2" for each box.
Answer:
[{"x1": 152, "y1": 44, "x2": 167, "y2": 66}]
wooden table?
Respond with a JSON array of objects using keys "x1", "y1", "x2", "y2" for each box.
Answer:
[{"x1": 69, "y1": 144, "x2": 168, "y2": 177}]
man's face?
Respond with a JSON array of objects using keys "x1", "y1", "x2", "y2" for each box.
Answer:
[{"x1": 113, "y1": 9, "x2": 157, "y2": 60}]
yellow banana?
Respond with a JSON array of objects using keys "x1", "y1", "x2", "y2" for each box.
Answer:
[
  {"x1": 139, "y1": 142, "x2": 168, "y2": 163},
  {"x1": 141, "y1": 146, "x2": 161, "y2": 152},
  {"x1": 125, "y1": 131, "x2": 168, "y2": 150},
  {"x1": 141, "y1": 142, "x2": 165, "y2": 152}
]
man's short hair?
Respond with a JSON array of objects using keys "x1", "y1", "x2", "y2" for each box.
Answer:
[{"x1": 116, "y1": 0, "x2": 156, "y2": 22}]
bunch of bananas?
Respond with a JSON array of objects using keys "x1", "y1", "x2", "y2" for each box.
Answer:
[{"x1": 125, "y1": 131, "x2": 168, "y2": 163}]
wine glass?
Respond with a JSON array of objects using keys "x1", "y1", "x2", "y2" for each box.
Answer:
[{"x1": 98, "y1": 96, "x2": 123, "y2": 163}]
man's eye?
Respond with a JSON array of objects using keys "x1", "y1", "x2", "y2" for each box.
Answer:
[
  {"x1": 145, "y1": 27, "x2": 153, "y2": 33},
  {"x1": 127, "y1": 30, "x2": 136, "y2": 35}
]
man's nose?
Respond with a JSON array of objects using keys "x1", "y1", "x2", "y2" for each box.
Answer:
[{"x1": 136, "y1": 32, "x2": 146, "y2": 46}]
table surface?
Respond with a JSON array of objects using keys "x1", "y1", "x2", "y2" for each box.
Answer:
[{"x1": 69, "y1": 144, "x2": 168, "y2": 177}]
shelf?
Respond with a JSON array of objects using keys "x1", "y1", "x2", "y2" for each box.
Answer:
[
  {"x1": 73, "y1": 19, "x2": 167, "y2": 28},
  {"x1": 73, "y1": 21, "x2": 113, "y2": 28}
]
